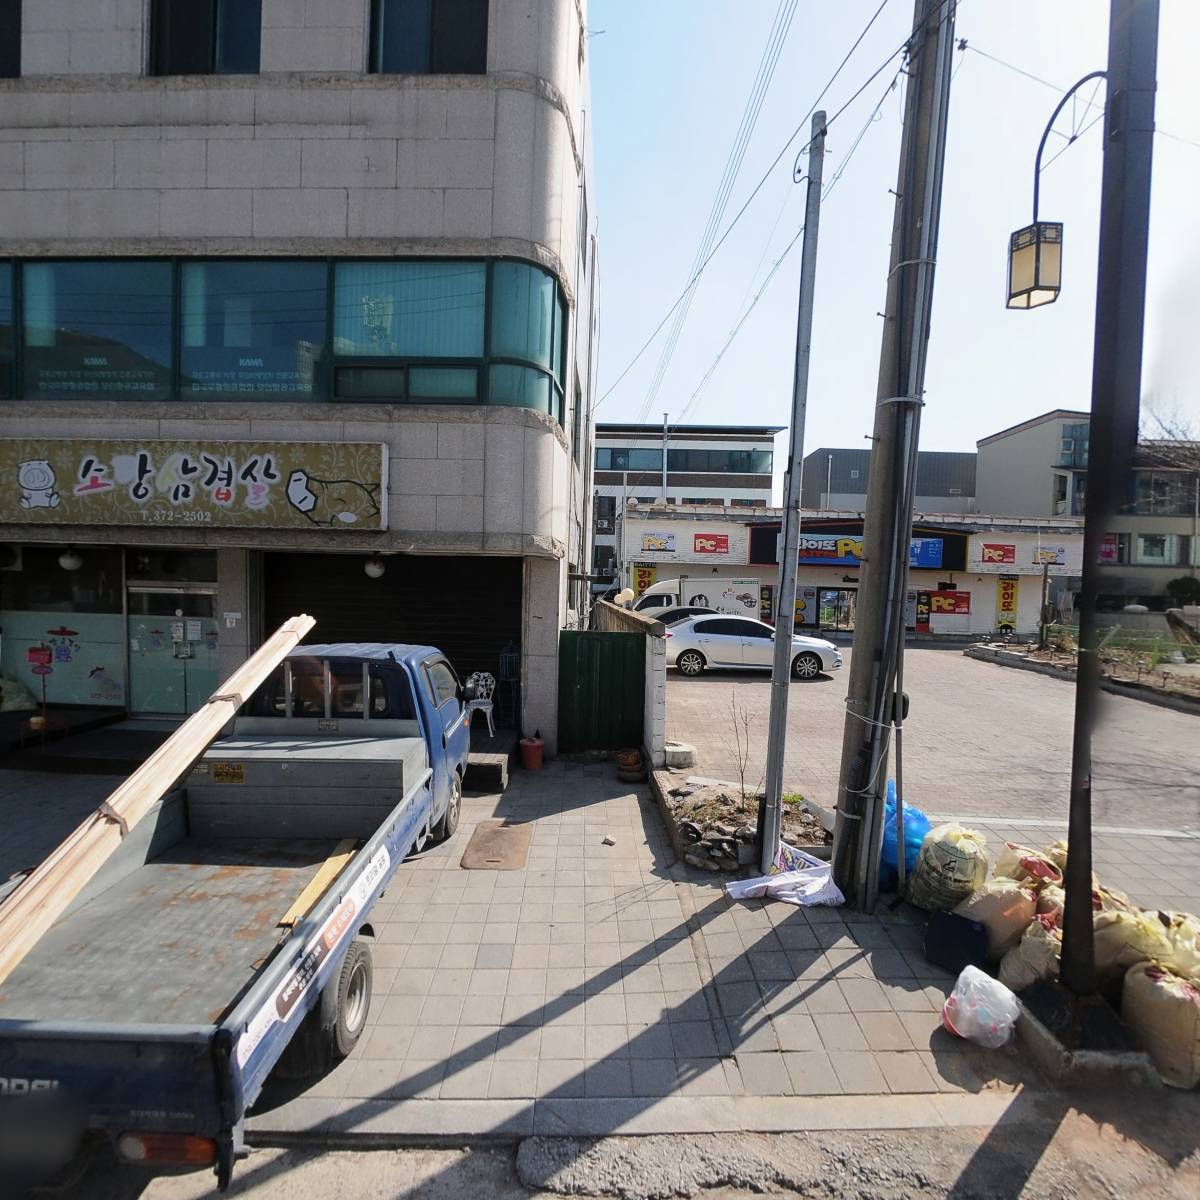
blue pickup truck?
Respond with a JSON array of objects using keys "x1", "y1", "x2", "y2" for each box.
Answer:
[{"x1": 0, "y1": 643, "x2": 471, "y2": 1190}]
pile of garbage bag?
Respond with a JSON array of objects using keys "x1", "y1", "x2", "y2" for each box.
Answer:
[{"x1": 922, "y1": 828, "x2": 1200, "y2": 1089}]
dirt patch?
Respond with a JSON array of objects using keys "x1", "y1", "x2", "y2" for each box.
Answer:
[{"x1": 660, "y1": 779, "x2": 829, "y2": 873}]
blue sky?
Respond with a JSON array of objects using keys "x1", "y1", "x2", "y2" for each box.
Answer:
[{"x1": 589, "y1": 0, "x2": 1200, "y2": 457}]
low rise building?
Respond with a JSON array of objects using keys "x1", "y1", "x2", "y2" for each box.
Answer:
[{"x1": 800, "y1": 446, "x2": 977, "y2": 514}]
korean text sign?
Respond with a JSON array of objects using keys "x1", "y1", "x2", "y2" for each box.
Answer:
[
  {"x1": 794, "y1": 533, "x2": 942, "y2": 568},
  {"x1": 2, "y1": 439, "x2": 388, "y2": 530}
]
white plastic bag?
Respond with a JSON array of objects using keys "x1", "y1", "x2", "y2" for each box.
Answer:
[
  {"x1": 726, "y1": 847, "x2": 843, "y2": 908},
  {"x1": 941, "y1": 965, "x2": 1021, "y2": 1049}
]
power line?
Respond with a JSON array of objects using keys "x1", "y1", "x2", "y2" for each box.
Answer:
[
  {"x1": 633, "y1": 0, "x2": 800, "y2": 425},
  {"x1": 594, "y1": 0, "x2": 898, "y2": 415}
]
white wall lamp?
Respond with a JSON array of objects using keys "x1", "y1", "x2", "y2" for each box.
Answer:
[
  {"x1": 364, "y1": 556, "x2": 386, "y2": 579},
  {"x1": 58, "y1": 546, "x2": 83, "y2": 571}
]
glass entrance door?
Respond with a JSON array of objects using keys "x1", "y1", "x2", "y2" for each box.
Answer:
[
  {"x1": 127, "y1": 589, "x2": 219, "y2": 715},
  {"x1": 818, "y1": 588, "x2": 857, "y2": 631}
]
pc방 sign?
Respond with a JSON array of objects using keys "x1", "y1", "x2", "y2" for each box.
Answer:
[
  {"x1": 995, "y1": 574, "x2": 1019, "y2": 631},
  {"x1": 693, "y1": 533, "x2": 729, "y2": 554}
]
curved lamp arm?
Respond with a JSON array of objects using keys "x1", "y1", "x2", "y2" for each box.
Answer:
[{"x1": 1033, "y1": 70, "x2": 1108, "y2": 222}]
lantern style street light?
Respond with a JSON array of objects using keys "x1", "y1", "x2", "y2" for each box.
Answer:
[{"x1": 1006, "y1": 70, "x2": 1106, "y2": 309}]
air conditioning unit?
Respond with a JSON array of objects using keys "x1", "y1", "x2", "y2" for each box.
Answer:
[
  {"x1": 595, "y1": 518, "x2": 613, "y2": 533},
  {"x1": 0, "y1": 545, "x2": 22, "y2": 571}
]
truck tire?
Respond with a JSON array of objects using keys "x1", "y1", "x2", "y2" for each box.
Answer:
[
  {"x1": 320, "y1": 939, "x2": 373, "y2": 1060},
  {"x1": 431, "y1": 771, "x2": 462, "y2": 842}
]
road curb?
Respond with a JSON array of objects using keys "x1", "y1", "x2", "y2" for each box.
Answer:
[{"x1": 964, "y1": 645, "x2": 1200, "y2": 717}]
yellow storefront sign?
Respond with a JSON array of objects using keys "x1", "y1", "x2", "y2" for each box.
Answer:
[
  {"x1": 1, "y1": 438, "x2": 388, "y2": 530},
  {"x1": 996, "y1": 574, "x2": 1020, "y2": 632},
  {"x1": 633, "y1": 565, "x2": 657, "y2": 596}
]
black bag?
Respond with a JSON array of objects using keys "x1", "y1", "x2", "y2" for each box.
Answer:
[{"x1": 924, "y1": 910, "x2": 989, "y2": 975}]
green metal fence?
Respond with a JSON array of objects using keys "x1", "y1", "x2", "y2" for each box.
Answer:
[{"x1": 557, "y1": 630, "x2": 645, "y2": 753}]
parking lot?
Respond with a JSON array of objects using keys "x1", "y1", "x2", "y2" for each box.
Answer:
[{"x1": 667, "y1": 647, "x2": 1200, "y2": 912}]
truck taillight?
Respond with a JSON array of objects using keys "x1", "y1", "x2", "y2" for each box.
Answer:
[{"x1": 116, "y1": 1132, "x2": 217, "y2": 1166}]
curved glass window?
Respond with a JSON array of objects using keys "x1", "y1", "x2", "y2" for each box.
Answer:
[
  {"x1": 489, "y1": 365, "x2": 551, "y2": 414},
  {"x1": 22, "y1": 261, "x2": 173, "y2": 400},
  {"x1": 491, "y1": 261, "x2": 554, "y2": 370},
  {"x1": 333, "y1": 261, "x2": 485, "y2": 358},
  {"x1": 0, "y1": 262, "x2": 11, "y2": 400},
  {"x1": 181, "y1": 261, "x2": 327, "y2": 400}
]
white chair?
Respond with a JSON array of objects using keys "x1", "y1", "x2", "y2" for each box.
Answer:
[{"x1": 464, "y1": 671, "x2": 496, "y2": 739}]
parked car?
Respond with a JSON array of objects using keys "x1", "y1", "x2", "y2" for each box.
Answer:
[{"x1": 666, "y1": 615, "x2": 842, "y2": 679}]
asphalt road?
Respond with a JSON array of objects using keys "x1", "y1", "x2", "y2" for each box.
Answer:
[{"x1": 666, "y1": 646, "x2": 1200, "y2": 835}]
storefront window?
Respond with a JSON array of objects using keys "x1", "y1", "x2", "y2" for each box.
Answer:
[
  {"x1": 22, "y1": 261, "x2": 173, "y2": 400},
  {"x1": 1133, "y1": 533, "x2": 1179, "y2": 566},
  {"x1": 181, "y1": 261, "x2": 327, "y2": 401},
  {"x1": 0, "y1": 546, "x2": 123, "y2": 613},
  {"x1": 332, "y1": 261, "x2": 485, "y2": 358}
]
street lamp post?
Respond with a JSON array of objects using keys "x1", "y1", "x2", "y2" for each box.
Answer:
[{"x1": 1006, "y1": 0, "x2": 1158, "y2": 997}]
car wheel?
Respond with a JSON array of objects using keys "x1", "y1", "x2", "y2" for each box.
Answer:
[
  {"x1": 431, "y1": 771, "x2": 462, "y2": 842},
  {"x1": 676, "y1": 650, "x2": 705, "y2": 676},
  {"x1": 791, "y1": 652, "x2": 822, "y2": 680}
]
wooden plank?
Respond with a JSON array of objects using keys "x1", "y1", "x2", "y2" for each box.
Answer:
[
  {"x1": 0, "y1": 615, "x2": 316, "y2": 989},
  {"x1": 277, "y1": 839, "x2": 357, "y2": 929}
]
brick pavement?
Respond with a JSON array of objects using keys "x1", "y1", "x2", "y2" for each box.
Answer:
[{"x1": 666, "y1": 648, "x2": 1200, "y2": 914}]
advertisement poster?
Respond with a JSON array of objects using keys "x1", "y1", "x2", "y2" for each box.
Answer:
[
  {"x1": 640, "y1": 532, "x2": 676, "y2": 553},
  {"x1": 760, "y1": 585, "x2": 774, "y2": 624},
  {"x1": 794, "y1": 586, "x2": 817, "y2": 625},
  {"x1": 693, "y1": 532, "x2": 729, "y2": 555},
  {"x1": 916, "y1": 591, "x2": 931, "y2": 633},
  {"x1": 1099, "y1": 533, "x2": 1119, "y2": 564},
  {"x1": 633, "y1": 565, "x2": 656, "y2": 596},
  {"x1": 930, "y1": 590, "x2": 971, "y2": 614},
  {"x1": 716, "y1": 579, "x2": 760, "y2": 617},
  {"x1": 996, "y1": 574, "x2": 1020, "y2": 632},
  {"x1": 1, "y1": 438, "x2": 388, "y2": 531},
  {"x1": 1032, "y1": 545, "x2": 1066, "y2": 565},
  {"x1": 981, "y1": 543, "x2": 1016, "y2": 564},
  {"x1": 793, "y1": 533, "x2": 943, "y2": 568}
]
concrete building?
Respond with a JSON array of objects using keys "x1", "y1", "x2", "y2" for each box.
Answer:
[
  {"x1": 976, "y1": 410, "x2": 1200, "y2": 606},
  {"x1": 621, "y1": 504, "x2": 1083, "y2": 636},
  {"x1": 0, "y1": 0, "x2": 598, "y2": 751},
  {"x1": 591, "y1": 422, "x2": 780, "y2": 586},
  {"x1": 800, "y1": 446, "x2": 977, "y2": 514}
]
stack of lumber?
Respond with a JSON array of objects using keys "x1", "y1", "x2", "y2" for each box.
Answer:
[{"x1": 0, "y1": 615, "x2": 315, "y2": 988}]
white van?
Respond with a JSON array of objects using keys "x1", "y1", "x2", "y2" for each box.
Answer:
[{"x1": 634, "y1": 576, "x2": 761, "y2": 618}]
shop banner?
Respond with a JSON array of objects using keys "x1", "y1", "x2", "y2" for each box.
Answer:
[
  {"x1": 794, "y1": 533, "x2": 942, "y2": 568},
  {"x1": 1, "y1": 439, "x2": 388, "y2": 530},
  {"x1": 995, "y1": 574, "x2": 1020, "y2": 632},
  {"x1": 640, "y1": 533, "x2": 676, "y2": 552},
  {"x1": 633, "y1": 565, "x2": 656, "y2": 596},
  {"x1": 1099, "y1": 533, "x2": 1119, "y2": 564},
  {"x1": 981, "y1": 543, "x2": 1016, "y2": 564},
  {"x1": 693, "y1": 532, "x2": 729, "y2": 554},
  {"x1": 929, "y1": 590, "x2": 971, "y2": 614},
  {"x1": 1032, "y1": 545, "x2": 1066, "y2": 565}
]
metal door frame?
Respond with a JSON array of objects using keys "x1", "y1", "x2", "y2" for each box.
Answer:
[{"x1": 125, "y1": 584, "x2": 219, "y2": 716}]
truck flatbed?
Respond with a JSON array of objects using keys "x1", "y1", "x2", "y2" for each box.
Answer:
[{"x1": 0, "y1": 836, "x2": 341, "y2": 1027}]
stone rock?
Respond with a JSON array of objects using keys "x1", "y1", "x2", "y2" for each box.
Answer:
[
  {"x1": 714, "y1": 824, "x2": 735, "y2": 838},
  {"x1": 668, "y1": 786, "x2": 695, "y2": 799},
  {"x1": 684, "y1": 852, "x2": 720, "y2": 872},
  {"x1": 715, "y1": 857, "x2": 740, "y2": 871},
  {"x1": 679, "y1": 820, "x2": 702, "y2": 842},
  {"x1": 716, "y1": 793, "x2": 735, "y2": 806},
  {"x1": 734, "y1": 826, "x2": 756, "y2": 843}
]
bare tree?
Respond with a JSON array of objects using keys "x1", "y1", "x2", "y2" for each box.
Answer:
[{"x1": 720, "y1": 690, "x2": 766, "y2": 809}]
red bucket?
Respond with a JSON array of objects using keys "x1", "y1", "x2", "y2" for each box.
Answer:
[{"x1": 519, "y1": 736, "x2": 544, "y2": 771}]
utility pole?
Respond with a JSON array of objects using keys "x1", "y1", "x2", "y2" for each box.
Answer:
[
  {"x1": 662, "y1": 412, "x2": 670, "y2": 501},
  {"x1": 1039, "y1": 560, "x2": 1051, "y2": 650},
  {"x1": 760, "y1": 112, "x2": 826, "y2": 874},
  {"x1": 1059, "y1": 0, "x2": 1158, "y2": 996},
  {"x1": 832, "y1": 0, "x2": 956, "y2": 907}
]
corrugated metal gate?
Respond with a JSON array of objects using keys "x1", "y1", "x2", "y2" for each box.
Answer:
[{"x1": 557, "y1": 630, "x2": 644, "y2": 752}]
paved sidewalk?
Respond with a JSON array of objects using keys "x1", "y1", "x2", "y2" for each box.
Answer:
[{"x1": 250, "y1": 762, "x2": 1044, "y2": 1140}]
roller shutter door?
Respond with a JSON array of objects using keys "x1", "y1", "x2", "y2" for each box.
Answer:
[{"x1": 263, "y1": 553, "x2": 523, "y2": 679}]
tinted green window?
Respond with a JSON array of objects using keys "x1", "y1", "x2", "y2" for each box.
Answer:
[
  {"x1": 554, "y1": 293, "x2": 567, "y2": 382},
  {"x1": 181, "y1": 261, "x2": 327, "y2": 400},
  {"x1": 491, "y1": 262, "x2": 555, "y2": 369},
  {"x1": 22, "y1": 261, "x2": 174, "y2": 400},
  {"x1": 409, "y1": 366, "x2": 478, "y2": 399},
  {"x1": 489, "y1": 365, "x2": 551, "y2": 413},
  {"x1": 333, "y1": 261, "x2": 486, "y2": 358},
  {"x1": 0, "y1": 262, "x2": 11, "y2": 399}
]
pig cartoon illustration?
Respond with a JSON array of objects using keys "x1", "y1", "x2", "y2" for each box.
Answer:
[
  {"x1": 286, "y1": 469, "x2": 380, "y2": 526},
  {"x1": 18, "y1": 460, "x2": 61, "y2": 509}
]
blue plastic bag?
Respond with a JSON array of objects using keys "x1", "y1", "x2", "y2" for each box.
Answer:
[{"x1": 879, "y1": 778, "x2": 930, "y2": 893}]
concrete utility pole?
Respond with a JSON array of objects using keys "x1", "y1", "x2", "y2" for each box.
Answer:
[
  {"x1": 759, "y1": 112, "x2": 826, "y2": 874},
  {"x1": 832, "y1": 0, "x2": 956, "y2": 908},
  {"x1": 1059, "y1": 0, "x2": 1158, "y2": 996}
]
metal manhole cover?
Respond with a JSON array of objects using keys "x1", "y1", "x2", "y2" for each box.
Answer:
[{"x1": 460, "y1": 820, "x2": 532, "y2": 870}]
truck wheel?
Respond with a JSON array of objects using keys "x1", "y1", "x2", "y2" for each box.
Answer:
[
  {"x1": 431, "y1": 772, "x2": 462, "y2": 842},
  {"x1": 321, "y1": 939, "x2": 372, "y2": 1060}
]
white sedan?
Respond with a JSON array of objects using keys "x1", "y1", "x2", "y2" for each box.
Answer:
[{"x1": 666, "y1": 614, "x2": 842, "y2": 680}]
